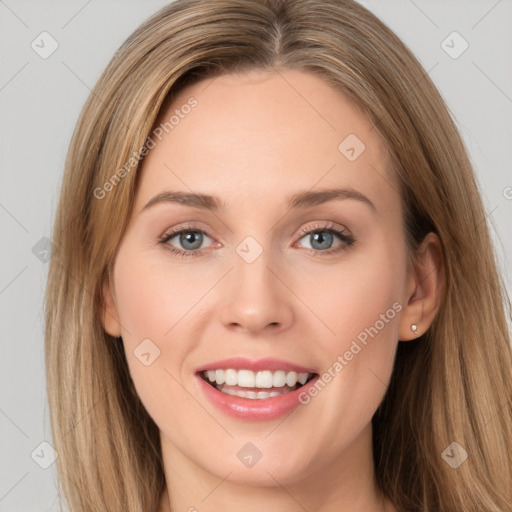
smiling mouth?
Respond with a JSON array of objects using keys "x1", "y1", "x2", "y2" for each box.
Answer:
[{"x1": 199, "y1": 369, "x2": 318, "y2": 400}]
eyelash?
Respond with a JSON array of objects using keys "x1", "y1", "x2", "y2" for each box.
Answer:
[{"x1": 158, "y1": 222, "x2": 355, "y2": 259}]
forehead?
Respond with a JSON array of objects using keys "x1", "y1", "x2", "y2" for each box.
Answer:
[{"x1": 135, "y1": 69, "x2": 399, "y2": 215}]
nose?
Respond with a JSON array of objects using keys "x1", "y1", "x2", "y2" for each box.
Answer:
[{"x1": 218, "y1": 247, "x2": 294, "y2": 336}]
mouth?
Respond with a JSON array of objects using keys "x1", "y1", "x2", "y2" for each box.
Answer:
[
  {"x1": 195, "y1": 358, "x2": 320, "y2": 420},
  {"x1": 198, "y1": 368, "x2": 318, "y2": 400}
]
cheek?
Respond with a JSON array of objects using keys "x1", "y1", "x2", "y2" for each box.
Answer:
[
  {"x1": 111, "y1": 249, "x2": 200, "y2": 412},
  {"x1": 292, "y1": 250, "x2": 404, "y2": 448},
  {"x1": 310, "y1": 243, "x2": 405, "y2": 351},
  {"x1": 113, "y1": 247, "x2": 204, "y2": 339},
  {"x1": 306, "y1": 238, "x2": 406, "y2": 396}
]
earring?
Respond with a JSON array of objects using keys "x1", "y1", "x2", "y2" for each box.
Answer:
[{"x1": 411, "y1": 324, "x2": 418, "y2": 334}]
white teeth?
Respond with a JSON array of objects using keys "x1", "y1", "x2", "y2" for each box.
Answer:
[
  {"x1": 215, "y1": 369, "x2": 225, "y2": 385},
  {"x1": 202, "y1": 368, "x2": 313, "y2": 388},
  {"x1": 215, "y1": 388, "x2": 288, "y2": 400},
  {"x1": 224, "y1": 369, "x2": 237, "y2": 386},
  {"x1": 255, "y1": 370, "x2": 273, "y2": 388},
  {"x1": 237, "y1": 369, "x2": 255, "y2": 387},
  {"x1": 286, "y1": 371, "x2": 298, "y2": 387},
  {"x1": 272, "y1": 370, "x2": 286, "y2": 387},
  {"x1": 297, "y1": 373, "x2": 309, "y2": 385}
]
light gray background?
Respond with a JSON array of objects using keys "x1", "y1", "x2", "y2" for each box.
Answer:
[{"x1": 1, "y1": 1, "x2": 511, "y2": 510}]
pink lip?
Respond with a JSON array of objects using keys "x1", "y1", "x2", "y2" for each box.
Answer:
[
  {"x1": 195, "y1": 357, "x2": 319, "y2": 421},
  {"x1": 196, "y1": 373, "x2": 319, "y2": 421},
  {"x1": 195, "y1": 356, "x2": 317, "y2": 374}
]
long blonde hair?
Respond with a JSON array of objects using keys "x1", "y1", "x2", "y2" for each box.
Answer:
[{"x1": 45, "y1": 0, "x2": 512, "y2": 510}]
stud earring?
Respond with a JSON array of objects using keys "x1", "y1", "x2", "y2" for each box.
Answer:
[{"x1": 411, "y1": 324, "x2": 418, "y2": 334}]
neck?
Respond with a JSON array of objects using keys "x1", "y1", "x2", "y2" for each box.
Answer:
[{"x1": 157, "y1": 423, "x2": 395, "y2": 512}]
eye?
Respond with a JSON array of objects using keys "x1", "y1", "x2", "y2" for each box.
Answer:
[
  {"x1": 159, "y1": 222, "x2": 355, "y2": 258},
  {"x1": 294, "y1": 223, "x2": 355, "y2": 255},
  {"x1": 159, "y1": 225, "x2": 215, "y2": 258}
]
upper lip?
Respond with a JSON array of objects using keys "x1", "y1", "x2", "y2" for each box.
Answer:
[{"x1": 196, "y1": 357, "x2": 317, "y2": 374}]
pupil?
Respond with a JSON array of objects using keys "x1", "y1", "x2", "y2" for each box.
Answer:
[
  {"x1": 181, "y1": 231, "x2": 202, "y2": 250},
  {"x1": 312, "y1": 231, "x2": 332, "y2": 250}
]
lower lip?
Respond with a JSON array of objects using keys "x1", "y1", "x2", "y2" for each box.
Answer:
[{"x1": 196, "y1": 374, "x2": 319, "y2": 421}]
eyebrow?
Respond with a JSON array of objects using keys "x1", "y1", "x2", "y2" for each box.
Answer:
[{"x1": 141, "y1": 187, "x2": 376, "y2": 213}]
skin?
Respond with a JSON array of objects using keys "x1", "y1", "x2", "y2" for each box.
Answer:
[{"x1": 102, "y1": 69, "x2": 444, "y2": 512}]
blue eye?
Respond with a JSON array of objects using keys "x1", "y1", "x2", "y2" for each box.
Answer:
[
  {"x1": 160, "y1": 226, "x2": 213, "y2": 257},
  {"x1": 172, "y1": 230, "x2": 207, "y2": 251},
  {"x1": 299, "y1": 230, "x2": 337, "y2": 251},
  {"x1": 159, "y1": 222, "x2": 355, "y2": 258},
  {"x1": 295, "y1": 223, "x2": 355, "y2": 254}
]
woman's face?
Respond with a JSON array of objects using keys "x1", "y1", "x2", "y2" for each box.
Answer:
[{"x1": 104, "y1": 69, "x2": 416, "y2": 488}]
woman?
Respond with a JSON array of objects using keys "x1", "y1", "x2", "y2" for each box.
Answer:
[{"x1": 44, "y1": 0, "x2": 512, "y2": 510}]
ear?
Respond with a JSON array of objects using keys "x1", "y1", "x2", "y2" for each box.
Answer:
[
  {"x1": 101, "y1": 275, "x2": 122, "y2": 337},
  {"x1": 398, "y1": 232, "x2": 445, "y2": 341}
]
